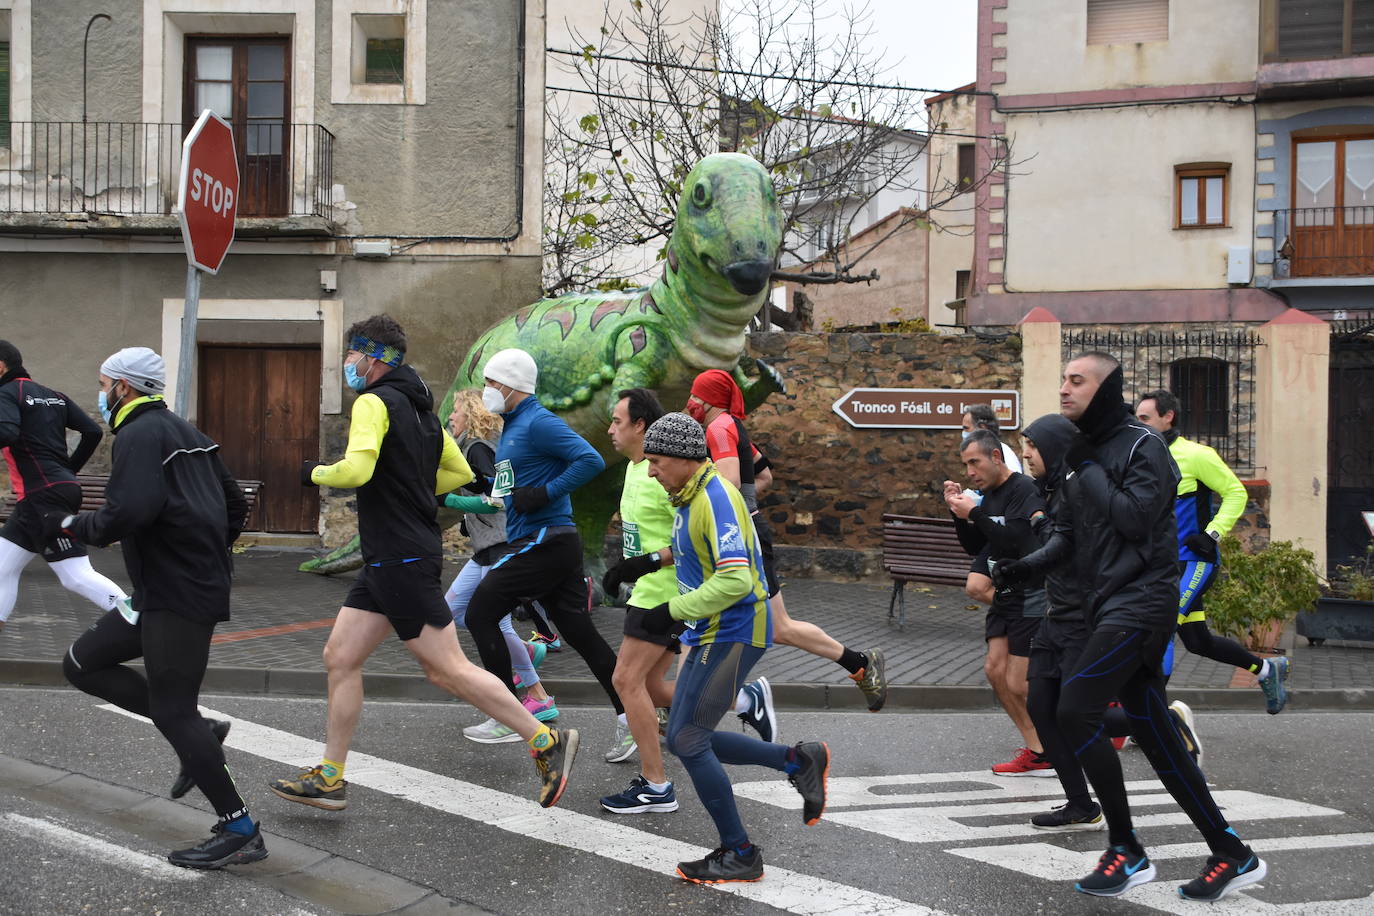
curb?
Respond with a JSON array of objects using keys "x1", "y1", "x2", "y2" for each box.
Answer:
[{"x1": 5, "y1": 658, "x2": 1373, "y2": 710}]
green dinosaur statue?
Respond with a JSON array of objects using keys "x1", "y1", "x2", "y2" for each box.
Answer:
[{"x1": 301, "y1": 152, "x2": 785, "y2": 576}]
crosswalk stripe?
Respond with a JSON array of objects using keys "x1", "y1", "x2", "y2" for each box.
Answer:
[{"x1": 0, "y1": 812, "x2": 202, "y2": 881}]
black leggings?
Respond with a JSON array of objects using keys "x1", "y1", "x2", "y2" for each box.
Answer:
[
  {"x1": 62, "y1": 609, "x2": 247, "y2": 819},
  {"x1": 1028, "y1": 676, "x2": 1093, "y2": 810},
  {"x1": 1057, "y1": 626, "x2": 1246, "y2": 858},
  {"x1": 1178, "y1": 619, "x2": 1262, "y2": 672},
  {"x1": 466, "y1": 531, "x2": 623, "y2": 714}
]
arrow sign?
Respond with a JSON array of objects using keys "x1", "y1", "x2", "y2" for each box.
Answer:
[{"x1": 832, "y1": 388, "x2": 1021, "y2": 430}]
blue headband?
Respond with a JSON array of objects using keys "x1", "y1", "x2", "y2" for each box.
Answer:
[{"x1": 350, "y1": 336, "x2": 403, "y2": 367}]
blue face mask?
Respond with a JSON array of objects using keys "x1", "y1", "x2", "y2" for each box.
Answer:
[
  {"x1": 344, "y1": 357, "x2": 371, "y2": 393},
  {"x1": 97, "y1": 388, "x2": 124, "y2": 425}
]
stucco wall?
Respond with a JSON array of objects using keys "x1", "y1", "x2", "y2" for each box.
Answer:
[
  {"x1": 925, "y1": 91, "x2": 977, "y2": 328},
  {"x1": 1001, "y1": 105, "x2": 1256, "y2": 291},
  {"x1": 780, "y1": 213, "x2": 928, "y2": 329},
  {"x1": 1000, "y1": 0, "x2": 1259, "y2": 97},
  {"x1": 29, "y1": 1, "x2": 142, "y2": 123}
]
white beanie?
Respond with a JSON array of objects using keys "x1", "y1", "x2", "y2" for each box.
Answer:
[
  {"x1": 482, "y1": 348, "x2": 538, "y2": 394},
  {"x1": 101, "y1": 347, "x2": 167, "y2": 394}
]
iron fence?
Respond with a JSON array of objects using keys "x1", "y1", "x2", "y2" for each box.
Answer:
[
  {"x1": 1061, "y1": 328, "x2": 1261, "y2": 473},
  {"x1": 0, "y1": 121, "x2": 335, "y2": 219},
  {"x1": 1274, "y1": 206, "x2": 1374, "y2": 278}
]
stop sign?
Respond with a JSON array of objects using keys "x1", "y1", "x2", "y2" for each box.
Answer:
[{"x1": 177, "y1": 109, "x2": 239, "y2": 274}]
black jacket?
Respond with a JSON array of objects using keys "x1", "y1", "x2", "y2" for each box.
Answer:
[
  {"x1": 0, "y1": 369, "x2": 102, "y2": 500},
  {"x1": 953, "y1": 471, "x2": 1045, "y2": 615},
  {"x1": 70, "y1": 399, "x2": 247, "y2": 623},
  {"x1": 1022, "y1": 414, "x2": 1085, "y2": 621},
  {"x1": 1023, "y1": 402, "x2": 1180, "y2": 632}
]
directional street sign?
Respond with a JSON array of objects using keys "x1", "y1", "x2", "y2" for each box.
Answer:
[
  {"x1": 176, "y1": 109, "x2": 239, "y2": 275},
  {"x1": 832, "y1": 388, "x2": 1021, "y2": 430}
]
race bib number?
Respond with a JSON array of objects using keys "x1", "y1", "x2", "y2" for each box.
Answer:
[
  {"x1": 622, "y1": 521, "x2": 641, "y2": 557},
  {"x1": 491, "y1": 460, "x2": 515, "y2": 498}
]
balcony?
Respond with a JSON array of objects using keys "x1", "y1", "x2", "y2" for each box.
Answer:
[
  {"x1": 1275, "y1": 206, "x2": 1374, "y2": 280},
  {"x1": 1259, "y1": 0, "x2": 1374, "y2": 98},
  {"x1": 0, "y1": 121, "x2": 336, "y2": 235}
]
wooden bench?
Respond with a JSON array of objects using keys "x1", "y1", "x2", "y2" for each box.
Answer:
[
  {"x1": 0, "y1": 475, "x2": 263, "y2": 531},
  {"x1": 882, "y1": 513, "x2": 970, "y2": 629}
]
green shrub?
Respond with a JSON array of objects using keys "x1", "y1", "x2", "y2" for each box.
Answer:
[
  {"x1": 1206, "y1": 537, "x2": 1320, "y2": 643},
  {"x1": 1332, "y1": 542, "x2": 1374, "y2": 601}
]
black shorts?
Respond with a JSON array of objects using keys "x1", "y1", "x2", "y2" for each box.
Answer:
[
  {"x1": 754, "y1": 514, "x2": 780, "y2": 597},
  {"x1": 1028, "y1": 614, "x2": 1092, "y2": 680},
  {"x1": 0, "y1": 483, "x2": 86, "y2": 562},
  {"x1": 624, "y1": 605, "x2": 684, "y2": 653},
  {"x1": 986, "y1": 612, "x2": 1040, "y2": 657},
  {"x1": 344, "y1": 557, "x2": 452, "y2": 641}
]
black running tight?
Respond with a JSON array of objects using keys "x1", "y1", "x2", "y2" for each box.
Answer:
[
  {"x1": 1178, "y1": 620, "x2": 1262, "y2": 672},
  {"x1": 63, "y1": 609, "x2": 247, "y2": 819},
  {"x1": 466, "y1": 531, "x2": 623, "y2": 714},
  {"x1": 1056, "y1": 626, "x2": 1247, "y2": 858},
  {"x1": 1027, "y1": 675, "x2": 1093, "y2": 811}
]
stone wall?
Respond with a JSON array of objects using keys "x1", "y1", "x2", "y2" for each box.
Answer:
[{"x1": 745, "y1": 330, "x2": 1022, "y2": 580}]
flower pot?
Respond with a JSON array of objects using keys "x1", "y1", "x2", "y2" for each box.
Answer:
[
  {"x1": 1242, "y1": 619, "x2": 1286, "y2": 655},
  {"x1": 1295, "y1": 597, "x2": 1374, "y2": 645}
]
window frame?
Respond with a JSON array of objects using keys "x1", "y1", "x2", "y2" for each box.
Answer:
[
  {"x1": 1174, "y1": 165, "x2": 1229, "y2": 230},
  {"x1": 1261, "y1": 0, "x2": 1374, "y2": 63},
  {"x1": 1169, "y1": 357, "x2": 1231, "y2": 439},
  {"x1": 956, "y1": 143, "x2": 975, "y2": 190},
  {"x1": 330, "y1": 1, "x2": 427, "y2": 106}
]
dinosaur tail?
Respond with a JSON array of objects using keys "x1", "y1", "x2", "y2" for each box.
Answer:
[{"x1": 298, "y1": 534, "x2": 365, "y2": 575}]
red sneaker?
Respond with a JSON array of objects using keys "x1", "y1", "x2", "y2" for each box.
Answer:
[
  {"x1": 992, "y1": 747, "x2": 1054, "y2": 777},
  {"x1": 1110, "y1": 736, "x2": 1128, "y2": 751}
]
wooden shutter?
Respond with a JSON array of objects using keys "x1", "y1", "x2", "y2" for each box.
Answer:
[{"x1": 1087, "y1": 0, "x2": 1169, "y2": 45}]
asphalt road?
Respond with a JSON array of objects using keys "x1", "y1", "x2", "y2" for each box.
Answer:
[{"x1": 1, "y1": 687, "x2": 1371, "y2": 915}]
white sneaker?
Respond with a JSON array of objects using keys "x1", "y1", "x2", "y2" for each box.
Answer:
[
  {"x1": 604, "y1": 721, "x2": 637, "y2": 763},
  {"x1": 463, "y1": 717, "x2": 523, "y2": 744}
]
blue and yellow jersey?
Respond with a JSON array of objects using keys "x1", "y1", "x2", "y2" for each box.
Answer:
[
  {"x1": 667, "y1": 463, "x2": 771, "y2": 648},
  {"x1": 1170, "y1": 435, "x2": 1248, "y2": 563}
]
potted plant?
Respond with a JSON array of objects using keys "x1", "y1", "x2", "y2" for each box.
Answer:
[
  {"x1": 1297, "y1": 541, "x2": 1374, "y2": 646},
  {"x1": 1206, "y1": 537, "x2": 1321, "y2": 653}
]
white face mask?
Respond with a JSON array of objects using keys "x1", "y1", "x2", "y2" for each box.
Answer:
[{"x1": 482, "y1": 385, "x2": 508, "y2": 414}]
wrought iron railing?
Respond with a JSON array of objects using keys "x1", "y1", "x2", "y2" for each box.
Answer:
[
  {"x1": 0, "y1": 121, "x2": 335, "y2": 220},
  {"x1": 1275, "y1": 206, "x2": 1374, "y2": 278},
  {"x1": 1062, "y1": 328, "x2": 1261, "y2": 473}
]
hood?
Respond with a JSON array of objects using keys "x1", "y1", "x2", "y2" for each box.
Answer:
[
  {"x1": 370, "y1": 364, "x2": 433, "y2": 412},
  {"x1": 1073, "y1": 364, "x2": 1132, "y2": 441},
  {"x1": 1024, "y1": 414, "x2": 1078, "y2": 489}
]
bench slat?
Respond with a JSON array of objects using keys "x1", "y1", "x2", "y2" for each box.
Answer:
[{"x1": 1, "y1": 475, "x2": 262, "y2": 531}]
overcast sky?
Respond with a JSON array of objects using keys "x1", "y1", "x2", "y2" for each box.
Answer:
[{"x1": 858, "y1": 0, "x2": 978, "y2": 95}]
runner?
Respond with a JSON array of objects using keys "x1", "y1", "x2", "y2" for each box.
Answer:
[
  {"x1": 270, "y1": 317, "x2": 576, "y2": 811},
  {"x1": 685, "y1": 369, "x2": 887, "y2": 711},
  {"x1": 0, "y1": 339, "x2": 128, "y2": 633},
  {"x1": 54, "y1": 346, "x2": 264, "y2": 868},
  {"x1": 961, "y1": 404, "x2": 1023, "y2": 473},
  {"x1": 997, "y1": 352, "x2": 1267, "y2": 902},
  {"x1": 1137, "y1": 388, "x2": 1290, "y2": 713},
  {"x1": 637, "y1": 412, "x2": 828, "y2": 883}
]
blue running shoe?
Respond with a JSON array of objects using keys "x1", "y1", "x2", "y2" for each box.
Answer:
[
  {"x1": 1075, "y1": 843, "x2": 1156, "y2": 897},
  {"x1": 600, "y1": 775, "x2": 678, "y2": 814},
  {"x1": 1258, "y1": 656, "x2": 1289, "y2": 714},
  {"x1": 525, "y1": 639, "x2": 547, "y2": 669},
  {"x1": 738, "y1": 677, "x2": 778, "y2": 743},
  {"x1": 1178, "y1": 853, "x2": 1267, "y2": 901}
]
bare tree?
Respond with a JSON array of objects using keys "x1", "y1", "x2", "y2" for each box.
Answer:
[{"x1": 543, "y1": 0, "x2": 1010, "y2": 295}]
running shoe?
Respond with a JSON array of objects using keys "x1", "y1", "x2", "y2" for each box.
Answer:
[
  {"x1": 1177, "y1": 853, "x2": 1267, "y2": 902},
  {"x1": 1168, "y1": 699, "x2": 1203, "y2": 767},
  {"x1": 528, "y1": 632, "x2": 562, "y2": 652},
  {"x1": 604, "y1": 720, "x2": 638, "y2": 763},
  {"x1": 269, "y1": 766, "x2": 347, "y2": 810},
  {"x1": 849, "y1": 648, "x2": 889, "y2": 712},
  {"x1": 1110, "y1": 735, "x2": 1129, "y2": 750},
  {"x1": 167, "y1": 822, "x2": 268, "y2": 869},
  {"x1": 464, "y1": 718, "x2": 522, "y2": 744},
  {"x1": 676, "y1": 846, "x2": 764, "y2": 884},
  {"x1": 523, "y1": 694, "x2": 560, "y2": 722},
  {"x1": 738, "y1": 677, "x2": 778, "y2": 743},
  {"x1": 992, "y1": 747, "x2": 1055, "y2": 777},
  {"x1": 789, "y1": 741, "x2": 830, "y2": 825},
  {"x1": 526, "y1": 640, "x2": 548, "y2": 668},
  {"x1": 600, "y1": 775, "x2": 679, "y2": 814},
  {"x1": 1258, "y1": 656, "x2": 1290, "y2": 715},
  {"x1": 171, "y1": 718, "x2": 231, "y2": 799},
  {"x1": 532, "y1": 727, "x2": 579, "y2": 808},
  {"x1": 1075, "y1": 843, "x2": 1156, "y2": 897},
  {"x1": 1031, "y1": 802, "x2": 1105, "y2": 832}
]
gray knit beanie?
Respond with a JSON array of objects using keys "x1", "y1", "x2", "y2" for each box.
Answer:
[
  {"x1": 643, "y1": 412, "x2": 708, "y2": 460},
  {"x1": 101, "y1": 347, "x2": 166, "y2": 394}
]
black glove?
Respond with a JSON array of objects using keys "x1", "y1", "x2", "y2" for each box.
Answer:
[
  {"x1": 461, "y1": 473, "x2": 490, "y2": 495},
  {"x1": 640, "y1": 602, "x2": 675, "y2": 635},
  {"x1": 990, "y1": 557, "x2": 1031, "y2": 591},
  {"x1": 42, "y1": 511, "x2": 78, "y2": 542},
  {"x1": 300, "y1": 460, "x2": 323, "y2": 487},
  {"x1": 1184, "y1": 531, "x2": 1218, "y2": 562},
  {"x1": 1064, "y1": 435, "x2": 1097, "y2": 471},
  {"x1": 511, "y1": 485, "x2": 549, "y2": 513},
  {"x1": 603, "y1": 552, "x2": 661, "y2": 595}
]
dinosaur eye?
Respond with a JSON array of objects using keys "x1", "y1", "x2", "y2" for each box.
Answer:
[{"x1": 691, "y1": 182, "x2": 712, "y2": 208}]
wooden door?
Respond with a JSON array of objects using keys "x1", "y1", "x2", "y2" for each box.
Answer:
[{"x1": 198, "y1": 345, "x2": 320, "y2": 532}]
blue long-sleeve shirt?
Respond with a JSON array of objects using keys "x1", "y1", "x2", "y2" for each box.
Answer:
[{"x1": 495, "y1": 396, "x2": 604, "y2": 542}]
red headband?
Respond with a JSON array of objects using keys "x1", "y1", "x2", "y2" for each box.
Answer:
[{"x1": 690, "y1": 369, "x2": 745, "y2": 419}]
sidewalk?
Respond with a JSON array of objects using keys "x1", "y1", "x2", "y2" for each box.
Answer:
[{"x1": 3, "y1": 548, "x2": 1372, "y2": 709}]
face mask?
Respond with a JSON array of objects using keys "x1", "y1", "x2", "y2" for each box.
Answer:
[
  {"x1": 684, "y1": 400, "x2": 707, "y2": 424},
  {"x1": 960, "y1": 429, "x2": 973, "y2": 441},
  {"x1": 344, "y1": 357, "x2": 371, "y2": 393},
  {"x1": 98, "y1": 387, "x2": 124, "y2": 425},
  {"x1": 482, "y1": 386, "x2": 508, "y2": 414}
]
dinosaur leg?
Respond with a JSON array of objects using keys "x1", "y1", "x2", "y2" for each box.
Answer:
[
  {"x1": 737, "y1": 356, "x2": 787, "y2": 415},
  {"x1": 298, "y1": 534, "x2": 364, "y2": 575}
]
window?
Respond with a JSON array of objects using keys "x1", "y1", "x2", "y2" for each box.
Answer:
[
  {"x1": 956, "y1": 143, "x2": 975, "y2": 189},
  {"x1": 332, "y1": 2, "x2": 427, "y2": 105},
  {"x1": 365, "y1": 36, "x2": 404, "y2": 84},
  {"x1": 954, "y1": 270, "x2": 971, "y2": 300},
  {"x1": 353, "y1": 15, "x2": 404, "y2": 85},
  {"x1": 1290, "y1": 135, "x2": 1374, "y2": 276},
  {"x1": 1175, "y1": 166, "x2": 1228, "y2": 228},
  {"x1": 1087, "y1": 0, "x2": 1168, "y2": 45},
  {"x1": 1170, "y1": 358, "x2": 1230, "y2": 438},
  {"x1": 0, "y1": 38, "x2": 8, "y2": 148},
  {"x1": 1267, "y1": 0, "x2": 1374, "y2": 62}
]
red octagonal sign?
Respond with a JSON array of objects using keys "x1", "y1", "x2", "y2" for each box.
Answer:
[{"x1": 177, "y1": 110, "x2": 240, "y2": 274}]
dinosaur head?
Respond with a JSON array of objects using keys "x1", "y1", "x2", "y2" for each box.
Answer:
[{"x1": 670, "y1": 153, "x2": 782, "y2": 313}]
